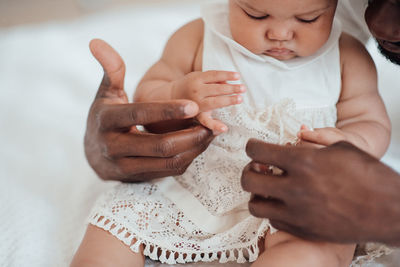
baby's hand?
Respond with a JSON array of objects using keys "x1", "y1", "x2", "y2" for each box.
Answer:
[
  {"x1": 171, "y1": 71, "x2": 246, "y2": 134},
  {"x1": 172, "y1": 71, "x2": 245, "y2": 111},
  {"x1": 196, "y1": 111, "x2": 228, "y2": 135},
  {"x1": 297, "y1": 125, "x2": 347, "y2": 147}
]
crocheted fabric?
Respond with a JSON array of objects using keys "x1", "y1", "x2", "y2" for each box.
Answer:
[
  {"x1": 88, "y1": 102, "x2": 392, "y2": 266},
  {"x1": 89, "y1": 100, "x2": 346, "y2": 265}
]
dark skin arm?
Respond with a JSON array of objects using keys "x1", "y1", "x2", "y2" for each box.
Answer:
[
  {"x1": 85, "y1": 39, "x2": 213, "y2": 182},
  {"x1": 241, "y1": 139, "x2": 400, "y2": 246}
]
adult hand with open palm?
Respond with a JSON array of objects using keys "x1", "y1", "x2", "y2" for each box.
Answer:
[{"x1": 85, "y1": 39, "x2": 213, "y2": 182}]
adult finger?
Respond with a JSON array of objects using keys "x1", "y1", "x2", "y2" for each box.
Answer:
[
  {"x1": 99, "y1": 100, "x2": 199, "y2": 129},
  {"x1": 89, "y1": 39, "x2": 126, "y2": 98},
  {"x1": 201, "y1": 70, "x2": 240, "y2": 83},
  {"x1": 104, "y1": 125, "x2": 212, "y2": 158},
  {"x1": 119, "y1": 170, "x2": 183, "y2": 183},
  {"x1": 295, "y1": 140, "x2": 325, "y2": 149},
  {"x1": 245, "y1": 139, "x2": 304, "y2": 170},
  {"x1": 248, "y1": 194, "x2": 288, "y2": 221},
  {"x1": 116, "y1": 157, "x2": 189, "y2": 176},
  {"x1": 115, "y1": 138, "x2": 212, "y2": 180},
  {"x1": 241, "y1": 164, "x2": 288, "y2": 198}
]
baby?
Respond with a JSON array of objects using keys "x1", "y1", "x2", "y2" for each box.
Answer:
[{"x1": 72, "y1": 0, "x2": 391, "y2": 266}]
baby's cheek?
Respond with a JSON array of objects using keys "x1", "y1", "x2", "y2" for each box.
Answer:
[{"x1": 296, "y1": 29, "x2": 331, "y2": 57}]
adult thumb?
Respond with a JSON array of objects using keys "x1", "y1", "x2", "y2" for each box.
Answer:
[{"x1": 89, "y1": 39, "x2": 126, "y2": 98}]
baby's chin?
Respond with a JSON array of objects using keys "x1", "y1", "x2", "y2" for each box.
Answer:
[
  {"x1": 263, "y1": 51, "x2": 298, "y2": 61},
  {"x1": 273, "y1": 54, "x2": 297, "y2": 61}
]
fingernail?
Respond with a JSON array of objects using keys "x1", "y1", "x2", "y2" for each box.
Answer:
[
  {"x1": 239, "y1": 85, "x2": 246, "y2": 92},
  {"x1": 252, "y1": 163, "x2": 262, "y2": 172},
  {"x1": 213, "y1": 130, "x2": 222, "y2": 136},
  {"x1": 184, "y1": 102, "x2": 198, "y2": 116},
  {"x1": 236, "y1": 95, "x2": 243, "y2": 103},
  {"x1": 233, "y1": 72, "x2": 240, "y2": 79},
  {"x1": 220, "y1": 125, "x2": 228, "y2": 132},
  {"x1": 251, "y1": 163, "x2": 270, "y2": 174}
]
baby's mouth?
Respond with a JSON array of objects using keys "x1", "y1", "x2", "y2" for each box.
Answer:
[{"x1": 264, "y1": 48, "x2": 294, "y2": 57}]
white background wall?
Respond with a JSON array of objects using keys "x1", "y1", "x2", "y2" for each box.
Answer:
[{"x1": 0, "y1": 0, "x2": 199, "y2": 27}]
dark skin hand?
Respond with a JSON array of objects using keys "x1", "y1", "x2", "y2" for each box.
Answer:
[
  {"x1": 85, "y1": 39, "x2": 213, "y2": 182},
  {"x1": 242, "y1": 139, "x2": 400, "y2": 246}
]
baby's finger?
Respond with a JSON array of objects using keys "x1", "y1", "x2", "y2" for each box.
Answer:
[
  {"x1": 201, "y1": 70, "x2": 240, "y2": 84},
  {"x1": 197, "y1": 112, "x2": 228, "y2": 135},
  {"x1": 300, "y1": 125, "x2": 312, "y2": 131},
  {"x1": 202, "y1": 83, "x2": 246, "y2": 97},
  {"x1": 299, "y1": 127, "x2": 345, "y2": 146},
  {"x1": 200, "y1": 95, "x2": 243, "y2": 111}
]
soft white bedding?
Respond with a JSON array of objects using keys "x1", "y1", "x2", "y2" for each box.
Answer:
[{"x1": 0, "y1": 1, "x2": 399, "y2": 266}]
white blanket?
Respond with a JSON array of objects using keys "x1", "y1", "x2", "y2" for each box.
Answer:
[{"x1": 0, "y1": 1, "x2": 399, "y2": 266}]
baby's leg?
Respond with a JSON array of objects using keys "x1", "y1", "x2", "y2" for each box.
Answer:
[
  {"x1": 252, "y1": 231, "x2": 355, "y2": 267},
  {"x1": 71, "y1": 224, "x2": 145, "y2": 267}
]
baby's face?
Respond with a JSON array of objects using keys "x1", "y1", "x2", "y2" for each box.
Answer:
[{"x1": 229, "y1": 0, "x2": 337, "y2": 60}]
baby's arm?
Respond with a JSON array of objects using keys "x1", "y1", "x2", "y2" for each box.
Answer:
[
  {"x1": 300, "y1": 33, "x2": 391, "y2": 158},
  {"x1": 134, "y1": 19, "x2": 245, "y2": 134}
]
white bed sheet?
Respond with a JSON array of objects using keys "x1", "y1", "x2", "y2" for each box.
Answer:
[{"x1": 0, "y1": 1, "x2": 399, "y2": 266}]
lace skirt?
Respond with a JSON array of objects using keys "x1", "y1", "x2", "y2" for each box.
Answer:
[
  {"x1": 88, "y1": 181, "x2": 392, "y2": 266},
  {"x1": 89, "y1": 181, "x2": 270, "y2": 264}
]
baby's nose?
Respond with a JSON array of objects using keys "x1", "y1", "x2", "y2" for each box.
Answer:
[{"x1": 266, "y1": 26, "x2": 294, "y2": 42}]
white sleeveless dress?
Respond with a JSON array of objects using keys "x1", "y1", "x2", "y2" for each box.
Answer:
[{"x1": 88, "y1": 2, "x2": 388, "y2": 265}]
